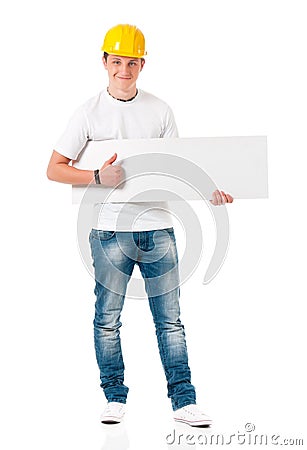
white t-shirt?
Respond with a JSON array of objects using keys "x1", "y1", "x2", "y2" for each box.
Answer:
[{"x1": 55, "y1": 88, "x2": 178, "y2": 231}]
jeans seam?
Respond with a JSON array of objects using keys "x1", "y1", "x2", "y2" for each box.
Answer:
[{"x1": 150, "y1": 297, "x2": 168, "y2": 374}]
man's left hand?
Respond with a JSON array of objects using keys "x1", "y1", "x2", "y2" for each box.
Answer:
[{"x1": 210, "y1": 190, "x2": 234, "y2": 206}]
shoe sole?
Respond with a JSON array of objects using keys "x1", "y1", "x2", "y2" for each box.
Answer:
[
  {"x1": 101, "y1": 420, "x2": 121, "y2": 424},
  {"x1": 101, "y1": 415, "x2": 124, "y2": 424},
  {"x1": 174, "y1": 418, "x2": 212, "y2": 427}
]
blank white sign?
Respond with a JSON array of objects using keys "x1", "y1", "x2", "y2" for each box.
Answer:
[{"x1": 72, "y1": 136, "x2": 268, "y2": 203}]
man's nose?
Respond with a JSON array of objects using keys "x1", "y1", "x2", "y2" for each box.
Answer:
[{"x1": 120, "y1": 63, "x2": 131, "y2": 74}]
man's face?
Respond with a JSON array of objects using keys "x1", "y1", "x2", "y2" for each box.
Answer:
[{"x1": 103, "y1": 55, "x2": 145, "y2": 91}]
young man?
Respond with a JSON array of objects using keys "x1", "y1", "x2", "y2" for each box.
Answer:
[{"x1": 47, "y1": 24, "x2": 233, "y2": 427}]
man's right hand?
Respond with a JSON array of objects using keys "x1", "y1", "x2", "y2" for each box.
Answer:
[{"x1": 99, "y1": 153, "x2": 123, "y2": 187}]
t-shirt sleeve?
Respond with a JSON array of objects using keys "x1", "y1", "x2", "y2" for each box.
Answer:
[
  {"x1": 54, "y1": 106, "x2": 90, "y2": 160},
  {"x1": 161, "y1": 106, "x2": 179, "y2": 138}
]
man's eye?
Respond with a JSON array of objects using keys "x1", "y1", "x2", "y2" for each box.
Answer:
[
  {"x1": 113, "y1": 61, "x2": 120, "y2": 65},
  {"x1": 129, "y1": 62, "x2": 136, "y2": 66}
]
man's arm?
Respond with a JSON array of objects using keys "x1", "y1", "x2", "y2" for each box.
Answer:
[
  {"x1": 47, "y1": 150, "x2": 94, "y2": 185},
  {"x1": 46, "y1": 150, "x2": 123, "y2": 186}
]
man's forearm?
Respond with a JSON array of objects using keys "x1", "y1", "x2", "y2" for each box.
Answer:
[{"x1": 47, "y1": 163, "x2": 95, "y2": 185}]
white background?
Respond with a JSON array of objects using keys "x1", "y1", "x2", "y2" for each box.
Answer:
[{"x1": 1, "y1": 1, "x2": 306, "y2": 449}]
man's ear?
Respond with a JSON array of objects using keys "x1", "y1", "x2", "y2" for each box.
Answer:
[
  {"x1": 102, "y1": 56, "x2": 108, "y2": 69},
  {"x1": 140, "y1": 58, "x2": 145, "y2": 71}
]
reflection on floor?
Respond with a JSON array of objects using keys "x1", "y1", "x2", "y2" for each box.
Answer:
[
  {"x1": 100, "y1": 419, "x2": 212, "y2": 450},
  {"x1": 101, "y1": 422, "x2": 129, "y2": 450}
]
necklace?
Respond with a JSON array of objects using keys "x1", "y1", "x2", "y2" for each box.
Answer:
[{"x1": 107, "y1": 87, "x2": 138, "y2": 102}]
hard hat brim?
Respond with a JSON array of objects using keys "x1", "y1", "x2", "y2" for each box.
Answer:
[{"x1": 101, "y1": 48, "x2": 147, "y2": 58}]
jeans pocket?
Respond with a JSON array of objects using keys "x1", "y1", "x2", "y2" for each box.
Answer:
[
  {"x1": 89, "y1": 229, "x2": 116, "y2": 241},
  {"x1": 163, "y1": 227, "x2": 174, "y2": 235},
  {"x1": 164, "y1": 227, "x2": 176, "y2": 241}
]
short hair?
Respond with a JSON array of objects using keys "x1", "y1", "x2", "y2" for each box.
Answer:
[{"x1": 103, "y1": 52, "x2": 145, "y2": 63}]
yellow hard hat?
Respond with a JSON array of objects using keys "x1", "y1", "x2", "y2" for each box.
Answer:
[{"x1": 101, "y1": 24, "x2": 147, "y2": 58}]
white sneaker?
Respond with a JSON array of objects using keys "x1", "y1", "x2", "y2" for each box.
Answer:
[
  {"x1": 173, "y1": 404, "x2": 212, "y2": 427},
  {"x1": 100, "y1": 401, "x2": 125, "y2": 424}
]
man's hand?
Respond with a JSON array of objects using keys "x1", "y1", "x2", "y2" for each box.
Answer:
[
  {"x1": 210, "y1": 190, "x2": 234, "y2": 206},
  {"x1": 99, "y1": 153, "x2": 123, "y2": 187}
]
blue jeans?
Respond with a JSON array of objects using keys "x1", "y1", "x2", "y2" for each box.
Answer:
[{"x1": 89, "y1": 227, "x2": 196, "y2": 411}]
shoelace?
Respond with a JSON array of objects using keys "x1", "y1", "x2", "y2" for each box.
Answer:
[
  {"x1": 105, "y1": 403, "x2": 123, "y2": 415},
  {"x1": 105, "y1": 405, "x2": 112, "y2": 414},
  {"x1": 183, "y1": 405, "x2": 204, "y2": 417}
]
